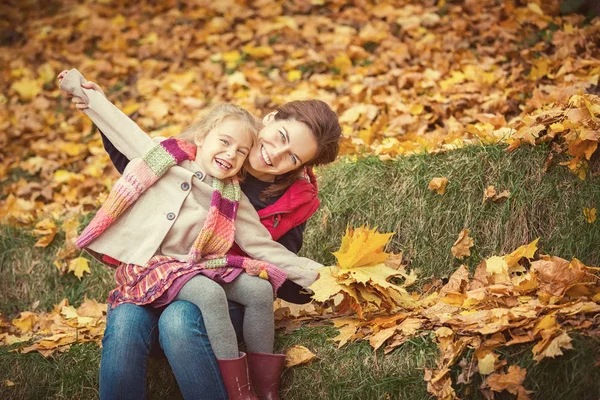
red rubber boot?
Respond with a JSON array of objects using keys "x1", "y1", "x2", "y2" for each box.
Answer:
[
  {"x1": 247, "y1": 352, "x2": 286, "y2": 400},
  {"x1": 217, "y1": 352, "x2": 258, "y2": 400}
]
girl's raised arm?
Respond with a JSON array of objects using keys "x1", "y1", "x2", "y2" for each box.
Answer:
[{"x1": 58, "y1": 68, "x2": 155, "y2": 160}]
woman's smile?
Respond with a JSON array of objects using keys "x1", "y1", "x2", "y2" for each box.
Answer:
[
  {"x1": 246, "y1": 116, "x2": 318, "y2": 180},
  {"x1": 260, "y1": 145, "x2": 273, "y2": 166}
]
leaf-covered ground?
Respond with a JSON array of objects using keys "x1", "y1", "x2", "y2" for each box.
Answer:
[{"x1": 1, "y1": 0, "x2": 600, "y2": 399}]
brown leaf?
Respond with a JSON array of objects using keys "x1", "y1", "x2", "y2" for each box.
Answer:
[{"x1": 451, "y1": 229, "x2": 474, "y2": 259}]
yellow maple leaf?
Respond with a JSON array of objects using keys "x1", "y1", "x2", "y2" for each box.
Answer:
[
  {"x1": 333, "y1": 54, "x2": 353, "y2": 73},
  {"x1": 428, "y1": 177, "x2": 449, "y2": 195},
  {"x1": 532, "y1": 330, "x2": 573, "y2": 362},
  {"x1": 409, "y1": 103, "x2": 424, "y2": 116},
  {"x1": 11, "y1": 78, "x2": 42, "y2": 101},
  {"x1": 332, "y1": 226, "x2": 393, "y2": 269},
  {"x1": 144, "y1": 98, "x2": 169, "y2": 120},
  {"x1": 309, "y1": 267, "x2": 346, "y2": 302},
  {"x1": 68, "y1": 257, "x2": 91, "y2": 280},
  {"x1": 583, "y1": 207, "x2": 597, "y2": 223},
  {"x1": 138, "y1": 32, "x2": 158, "y2": 45},
  {"x1": 222, "y1": 50, "x2": 242, "y2": 68},
  {"x1": 504, "y1": 239, "x2": 539, "y2": 268},
  {"x1": 32, "y1": 218, "x2": 57, "y2": 248},
  {"x1": 287, "y1": 70, "x2": 302, "y2": 82},
  {"x1": 11, "y1": 312, "x2": 38, "y2": 333},
  {"x1": 58, "y1": 142, "x2": 88, "y2": 157},
  {"x1": 60, "y1": 305, "x2": 79, "y2": 319},
  {"x1": 242, "y1": 45, "x2": 274, "y2": 58}
]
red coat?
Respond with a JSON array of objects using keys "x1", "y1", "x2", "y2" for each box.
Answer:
[
  {"x1": 257, "y1": 168, "x2": 320, "y2": 240},
  {"x1": 228, "y1": 168, "x2": 320, "y2": 258}
]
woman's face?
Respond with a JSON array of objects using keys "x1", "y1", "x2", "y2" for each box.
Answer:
[{"x1": 246, "y1": 112, "x2": 318, "y2": 179}]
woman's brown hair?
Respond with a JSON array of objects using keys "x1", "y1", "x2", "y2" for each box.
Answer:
[{"x1": 260, "y1": 100, "x2": 341, "y2": 200}]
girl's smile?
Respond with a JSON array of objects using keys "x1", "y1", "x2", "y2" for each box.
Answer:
[{"x1": 195, "y1": 118, "x2": 253, "y2": 180}]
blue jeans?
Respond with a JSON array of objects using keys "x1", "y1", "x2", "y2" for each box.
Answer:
[{"x1": 99, "y1": 300, "x2": 244, "y2": 400}]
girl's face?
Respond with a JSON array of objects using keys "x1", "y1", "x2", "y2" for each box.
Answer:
[
  {"x1": 195, "y1": 118, "x2": 253, "y2": 180},
  {"x1": 246, "y1": 112, "x2": 318, "y2": 180}
]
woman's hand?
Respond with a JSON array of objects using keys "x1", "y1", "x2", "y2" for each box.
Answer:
[{"x1": 57, "y1": 70, "x2": 106, "y2": 111}]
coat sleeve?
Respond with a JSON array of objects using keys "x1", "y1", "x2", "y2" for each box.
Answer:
[
  {"x1": 234, "y1": 192, "x2": 321, "y2": 288},
  {"x1": 59, "y1": 68, "x2": 155, "y2": 160}
]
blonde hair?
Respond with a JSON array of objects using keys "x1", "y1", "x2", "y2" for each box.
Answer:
[
  {"x1": 178, "y1": 103, "x2": 261, "y2": 145},
  {"x1": 178, "y1": 103, "x2": 261, "y2": 179}
]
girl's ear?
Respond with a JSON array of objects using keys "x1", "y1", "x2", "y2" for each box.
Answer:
[
  {"x1": 262, "y1": 111, "x2": 278, "y2": 125},
  {"x1": 194, "y1": 136, "x2": 205, "y2": 147}
]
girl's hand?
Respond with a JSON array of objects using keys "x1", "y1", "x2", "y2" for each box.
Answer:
[
  {"x1": 57, "y1": 69, "x2": 69, "y2": 83},
  {"x1": 57, "y1": 70, "x2": 106, "y2": 111},
  {"x1": 72, "y1": 82, "x2": 106, "y2": 111}
]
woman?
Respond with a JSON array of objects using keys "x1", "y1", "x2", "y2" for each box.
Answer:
[{"x1": 65, "y1": 79, "x2": 341, "y2": 400}]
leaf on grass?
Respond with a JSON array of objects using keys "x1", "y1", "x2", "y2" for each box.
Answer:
[
  {"x1": 285, "y1": 345, "x2": 316, "y2": 367},
  {"x1": 68, "y1": 257, "x2": 91, "y2": 280},
  {"x1": 483, "y1": 185, "x2": 510, "y2": 203},
  {"x1": 428, "y1": 177, "x2": 449, "y2": 195},
  {"x1": 477, "y1": 352, "x2": 497, "y2": 375},
  {"x1": 532, "y1": 330, "x2": 573, "y2": 362},
  {"x1": 77, "y1": 297, "x2": 107, "y2": 318},
  {"x1": 583, "y1": 208, "x2": 596, "y2": 223},
  {"x1": 60, "y1": 305, "x2": 79, "y2": 320},
  {"x1": 451, "y1": 229, "x2": 474, "y2": 259},
  {"x1": 531, "y1": 256, "x2": 588, "y2": 297},
  {"x1": 485, "y1": 365, "x2": 530, "y2": 398},
  {"x1": 32, "y1": 218, "x2": 57, "y2": 248}
]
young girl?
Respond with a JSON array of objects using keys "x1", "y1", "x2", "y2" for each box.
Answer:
[{"x1": 58, "y1": 68, "x2": 322, "y2": 400}]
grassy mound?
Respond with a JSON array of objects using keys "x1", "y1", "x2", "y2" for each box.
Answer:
[{"x1": 303, "y1": 145, "x2": 600, "y2": 277}]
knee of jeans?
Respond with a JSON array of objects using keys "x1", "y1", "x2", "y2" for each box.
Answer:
[
  {"x1": 158, "y1": 301, "x2": 207, "y2": 345},
  {"x1": 103, "y1": 303, "x2": 156, "y2": 351}
]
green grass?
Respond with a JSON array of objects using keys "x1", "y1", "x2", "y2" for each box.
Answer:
[
  {"x1": 0, "y1": 226, "x2": 113, "y2": 316},
  {"x1": 1, "y1": 144, "x2": 600, "y2": 399},
  {"x1": 302, "y1": 145, "x2": 600, "y2": 280}
]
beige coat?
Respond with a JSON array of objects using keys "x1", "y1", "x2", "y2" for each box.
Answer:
[{"x1": 60, "y1": 69, "x2": 321, "y2": 288}]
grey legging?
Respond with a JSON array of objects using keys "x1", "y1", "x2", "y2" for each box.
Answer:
[{"x1": 175, "y1": 273, "x2": 274, "y2": 359}]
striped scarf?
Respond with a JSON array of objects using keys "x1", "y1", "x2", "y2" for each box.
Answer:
[
  {"x1": 76, "y1": 138, "x2": 197, "y2": 248},
  {"x1": 75, "y1": 138, "x2": 287, "y2": 306}
]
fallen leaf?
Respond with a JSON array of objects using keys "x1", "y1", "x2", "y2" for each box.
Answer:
[
  {"x1": 583, "y1": 208, "x2": 596, "y2": 223},
  {"x1": 332, "y1": 226, "x2": 393, "y2": 269},
  {"x1": 68, "y1": 257, "x2": 91, "y2": 280},
  {"x1": 285, "y1": 345, "x2": 316, "y2": 367},
  {"x1": 428, "y1": 177, "x2": 449, "y2": 195},
  {"x1": 451, "y1": 229, "x2": 474, "y2": 259}
]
